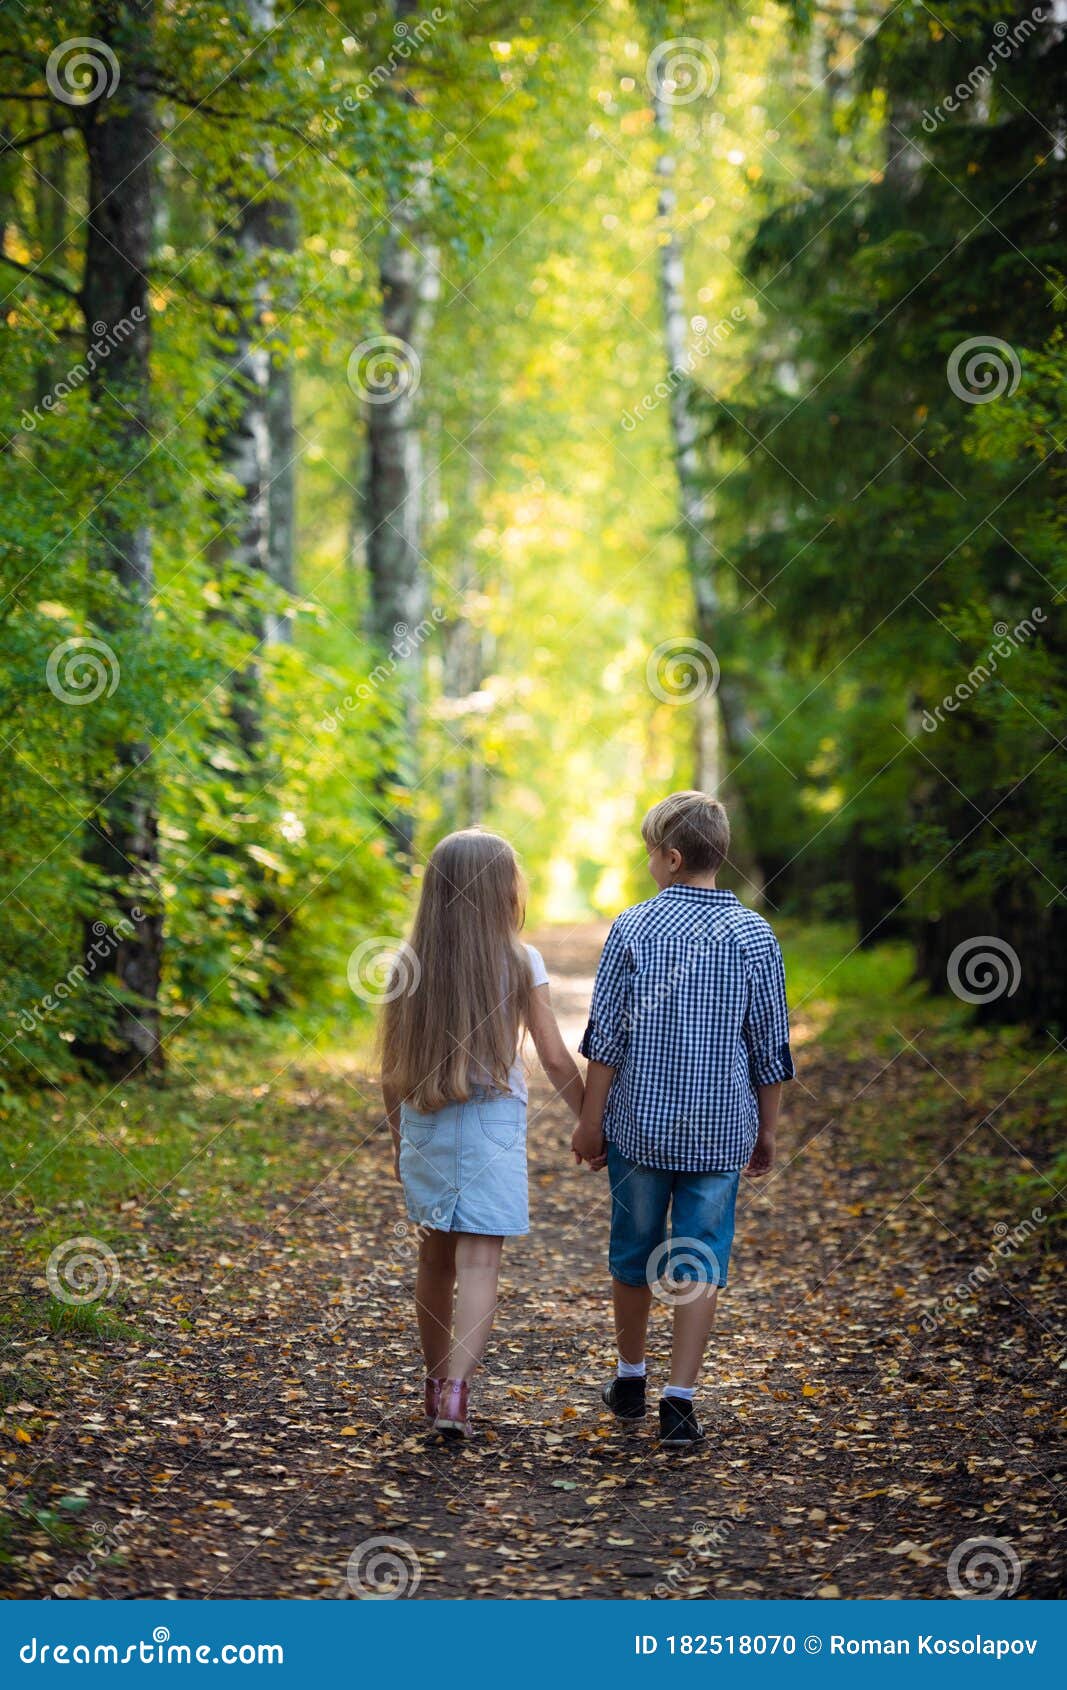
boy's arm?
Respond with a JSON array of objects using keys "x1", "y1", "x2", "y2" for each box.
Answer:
[
  {"x1": 745, "y1": 1082, "x2": 782, "y2": 1177},
  {"x1": 572, "y1": 1060, "x2": 613, "y2": 1168},
  {"x1": 573, "y1": 918, "x2": 632, "y2": 1172},
  {"x1": 743, "y1": 939, "x2": 794, "y2": 1179},
  {"x1": 382, "y1": 1083, "x2": 402, "y2": 1183},
  {"x1": 527, "y1": 984, "x2": 584, "y2": 1119}
]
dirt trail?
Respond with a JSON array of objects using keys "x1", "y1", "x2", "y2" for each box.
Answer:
[{"x1": 5, "y1": 925, "x2": 1060, "y2": 1599}]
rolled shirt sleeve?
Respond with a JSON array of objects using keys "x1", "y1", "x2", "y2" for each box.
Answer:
[
  {"x1": 579, "y1": 919, "x2": 632, "y2": 1069},
  {"x1": 744, "y1": 942, "x2": 796, "y2": 1086}
]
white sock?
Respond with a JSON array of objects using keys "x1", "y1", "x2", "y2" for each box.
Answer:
[
  {"x1": 663, "y1": 1383, "x2": 694, "y2": 1400},
  {"x1": 616, "y1": 1357, "x2": 646, "y2": 1379}
]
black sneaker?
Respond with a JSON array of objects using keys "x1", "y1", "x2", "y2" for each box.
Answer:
[
  {"x1": 659, "y1": 1395, "x2": 705, "y2": 1447},
  {"x1": 601, "y1": 1375, "x2": 647, "y2": 1420}
]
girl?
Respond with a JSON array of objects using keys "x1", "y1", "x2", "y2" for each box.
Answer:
[{"x1": 381, "y1": 829, "x2": 584, "y2": 1437}]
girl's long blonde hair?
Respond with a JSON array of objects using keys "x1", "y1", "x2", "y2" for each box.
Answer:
[{"x1": 380, "y1": 829, "x2": 533, "y2": 1111}]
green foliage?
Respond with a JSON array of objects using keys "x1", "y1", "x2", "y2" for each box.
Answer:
[
  {"x1": 0, "y1": 0, "x2": 415, "y2": 1078},
  {"x1": 701, "y1": 2, "x2": 1066, "y2": 1018},
  {"x1": 1, "y1": 0, "x2": 1063, "y2": 1093}
]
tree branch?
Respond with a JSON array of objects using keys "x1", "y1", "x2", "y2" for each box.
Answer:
[
  {"x1": 152, "y1": 265, "x2": 234, "y2": 310},
  {"x1": 146, "y1": 80, "x2": 315, "y2": 147},
  {"x1": 1, "y1": 122, "x2": 78, "y2": 152},
  {"x1": 0, "y1": 250, "x2": 81, "y2": 304}
]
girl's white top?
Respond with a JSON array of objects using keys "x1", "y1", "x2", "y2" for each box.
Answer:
[{"x1": 497, "y1": 943, "x2": 548, "y2": 1101}]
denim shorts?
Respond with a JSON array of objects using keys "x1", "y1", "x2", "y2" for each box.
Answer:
[
  {"x1": 398, "y1": 1088, "x2": 528, "y2": 1237},
  {"x1": 607, "y1": 1143, "x2": 740, "y2": 1288}
]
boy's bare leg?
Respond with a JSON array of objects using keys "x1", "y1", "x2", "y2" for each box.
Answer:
[
  {"x1": 612, "y1": 1278, "x2": 653, "y2": 1365},
  {"x1": 667, "y1": 1286, "x2": 719, "y2": 1388},
  {"x1": 415, "y1": 1229, "x2": 457, "y2": 1377}
]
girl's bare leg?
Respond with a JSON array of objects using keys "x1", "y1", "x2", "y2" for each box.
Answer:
[
  {"x1": 415, "y1": 1229, "x2": 457, "y2": 1377},
  {"x1": 442, "y1": 1233, "x2": 504, "y2": 1381}
]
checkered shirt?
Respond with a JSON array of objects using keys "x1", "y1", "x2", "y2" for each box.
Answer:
[{"x1": 579, "y1": 885, "x2": 795, "y2": 1171}]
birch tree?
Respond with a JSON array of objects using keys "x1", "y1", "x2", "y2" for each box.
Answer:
[
  {"x1": 79, "y1": 0, "x2": 163, "y2": 1074},
  {"x1": 215, "y1": 0, "x2": 297, "y2": 747},
  {"x1": 647, "y1": 20, "x2": 763, "y2": 893},
  {"x1": 362, "y1": 0, "x2": 440, "y2": 854},
  {"x1": 651, "y1": 53, "x2": 721, "y2": 794}
]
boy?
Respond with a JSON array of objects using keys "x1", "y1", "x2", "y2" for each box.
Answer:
[{"x1": 571, "y1": 791, "x2": 793, "y2": 1447}]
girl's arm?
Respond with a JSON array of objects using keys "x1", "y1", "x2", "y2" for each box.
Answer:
[
  {"x1": 571, "y1": 1059, "x2": 613, "y2": 1168},
  {"x1": 383, "y1": 1082, "x2": 402, "y2": 1182},
  {"x1": 526, "y1": 984, "x2": 584, "y2": 1119}
]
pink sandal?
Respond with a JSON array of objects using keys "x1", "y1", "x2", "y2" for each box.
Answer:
[
  {"x1": 424, "y1": 1377, "x2": 444, "y2": 1422},
  {"x1": 434, "y1": 1378, "x2": 472, "y2": 1437}
]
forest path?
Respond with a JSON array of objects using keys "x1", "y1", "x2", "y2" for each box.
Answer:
[{"x1": 6, "y1": 926, "x2": 1059, "y2": 1600}]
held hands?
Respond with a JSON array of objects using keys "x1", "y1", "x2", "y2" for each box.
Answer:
[
  {"x1": 744, "y1": 1128, "x2": 776, "y2": 1178},
  {"x1": 571, "y1": 1117, "x2": 607, "y2": 1171}
]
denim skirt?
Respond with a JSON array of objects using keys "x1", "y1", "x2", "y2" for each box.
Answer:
[{"x1": 398, "y1": 1087, "x2": 529, "y2": 1236}]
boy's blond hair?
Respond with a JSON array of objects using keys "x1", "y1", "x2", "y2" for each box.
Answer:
[{"x1": 641, "y1": 790, "x2": 730, "y2": 875}]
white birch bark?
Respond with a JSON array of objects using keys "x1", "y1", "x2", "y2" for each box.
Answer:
[{"x1": 651, "y1": 62, "x2": 720, "y2": 793}]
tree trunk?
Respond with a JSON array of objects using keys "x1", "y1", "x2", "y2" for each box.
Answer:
[
  {"x1": 364, "y1": 220, "x2": 437, "y2": 650},
  {"x1": 265, "y1": 194, "x2": 297, "y2": 641},
  {"x1": 650, "y1": 49, "x2": 764, "y2": 899},
  {"x1": 439, "y1": 441, "x2": 491, "y2": 830},
  {"x1": 202, "y1": 1, "x2": 296, "y2": 1001},
  {"x1": 215, "y1": 0, "x2": 298, "y2": 743},
  {"x1": 78, "y1": 0, "x2": 163, "y2": 1076},
  {"x1": 363, "y1": 0, "x2": 440, "y2": 855},
  {"x1": 217, "y1": 250, "x2": 270, "y2": 756},
  {"x1": 651, "y1": 69, "x2": 720, "y2": 795}
]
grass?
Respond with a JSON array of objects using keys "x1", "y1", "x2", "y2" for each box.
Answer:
[
  {"x1": 0, "y1": 1010, "x2": 376, "y2": 1239},
  {"x1": 777, "y1": 919, "x2": 1065, "y2": 1234},
  {"x1": 45, "y1": 1299, "x2": 138, "y2": 1342},
  {"x1": 0, "y1": 1490, "x2": 106, "y2": 1578},
  {"x1": 778, "y1": 919, "x2": 920, "y2": 1047}
]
